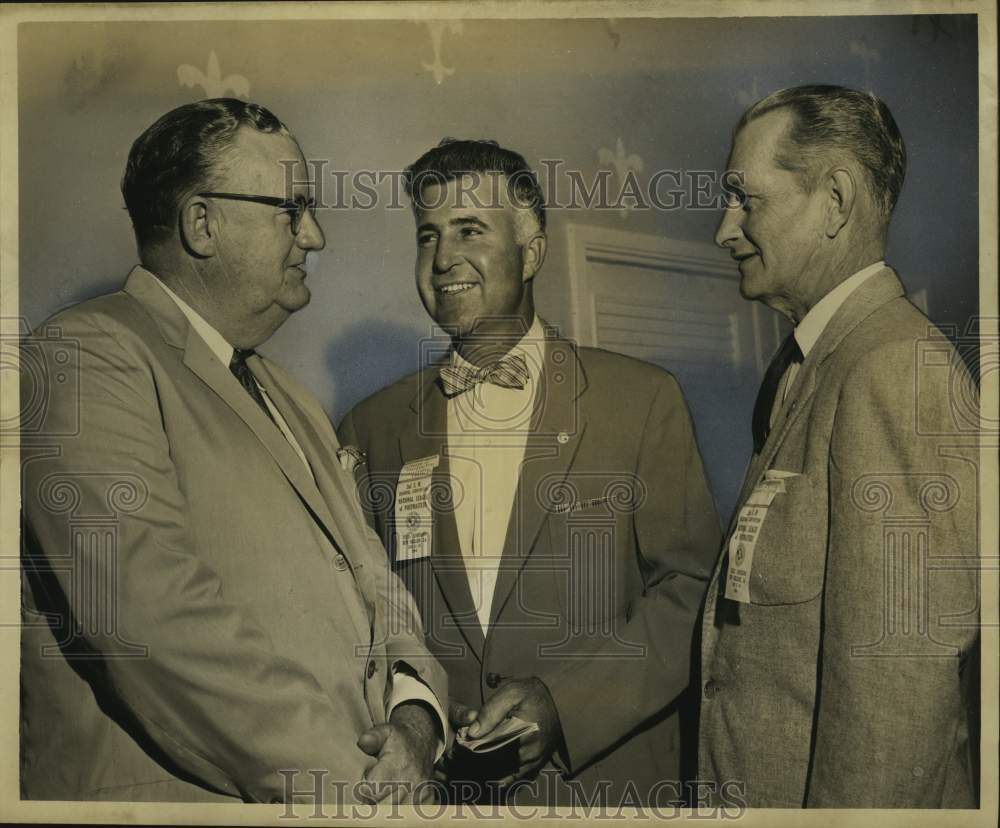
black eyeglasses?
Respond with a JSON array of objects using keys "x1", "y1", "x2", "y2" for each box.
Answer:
[{"x1": 198, "y1": 192, "x2": 317, "y2": 235}]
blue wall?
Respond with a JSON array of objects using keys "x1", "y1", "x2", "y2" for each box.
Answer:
[{"x1": 18, "y1": 15, "x2": 980, "y2": 518}]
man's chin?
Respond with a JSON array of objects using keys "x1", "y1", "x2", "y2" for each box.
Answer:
[
  {"x1": 430, "y1": 310, "x2": 475, "y2": 340},
  {"x1": 738, "y1": 269, "x2": 765, "y2": 301},
  {"x1": 279, "y1": 287, "x2": 312, "y2": 313}
]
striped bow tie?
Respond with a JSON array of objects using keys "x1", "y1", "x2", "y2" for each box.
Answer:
[{"x1": 439, "y1": 354, "x2": 530, "y2": 397}]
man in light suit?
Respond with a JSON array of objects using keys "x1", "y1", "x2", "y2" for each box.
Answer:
[
  {"x1": 339, "y1": 139, "x2": 722, "y2": 804},
  {"x1": 20, "y1": 99, "x2": 447, "y2": 804},
  {"x1": 699, "y1": 85, "x2": 980, "y2": 807}
]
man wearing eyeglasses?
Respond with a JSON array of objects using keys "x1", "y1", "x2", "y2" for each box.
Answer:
[{"x1": 20, "y1": 98, "x2": 447, "y2": 805}]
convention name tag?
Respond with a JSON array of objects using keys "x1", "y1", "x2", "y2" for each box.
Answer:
[
  {"x1": 724, "y1": 472, "x2": 797, "y2": 602},
  {"x1": 394, "y1": 455, "x2": 440, "y2": 563},
  {"x1": 761, "y1": 468, "x2": 799, "y2": 492}
]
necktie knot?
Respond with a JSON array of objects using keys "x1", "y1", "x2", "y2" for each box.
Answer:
[
  {"x1": 229, "y1": 349, "x2": 273, "y2": 421},
  {"x1": 439, "y1": 353, "x2": 530, "y2": 397},
  {"x1": 229, "y1": 348, "x2": 255, "y2": 370},
  {"x1": 783, "y1": 335, "x2": 804, "y2": 366}
]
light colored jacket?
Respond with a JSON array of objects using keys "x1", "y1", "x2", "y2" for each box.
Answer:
[
  {"x1": 21, "y1": 266, "x2": 447, "y2": 802},
  {"x1": 698, "y1": 267, "x2": 979, "y2": 807}
]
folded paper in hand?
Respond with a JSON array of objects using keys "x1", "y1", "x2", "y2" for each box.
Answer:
[{"x1": 456, "y1": 716, "x2": 540, "y2": 753}]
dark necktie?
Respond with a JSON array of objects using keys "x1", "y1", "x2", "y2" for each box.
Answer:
[
  {"x1": 439, "y1": 354, "x2": 530, "y2": 397},
  {"x1": 229, "y1": 349, "x2": 274, "y2": 422},
  {"x1": 752, "y1": 333, "x2": 803, "y2": 454}
]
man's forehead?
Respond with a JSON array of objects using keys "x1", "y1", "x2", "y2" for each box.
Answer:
[
  {"x1": 435, "y1": 172, "x2": 512, "y2": 199},
  {"x1": 221, "y1": 128, "x2": 310, "y2": 191},
  {"x1": 418, "y1": 173, "x2": 516, "y2": 216},
  {"x1": 729, "y1": 109, "x2": 794, "y2": 175}
]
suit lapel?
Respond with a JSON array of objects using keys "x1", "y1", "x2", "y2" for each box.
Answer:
[
  {"x1": 250, "y1": 361, "x2": 358, "y2": 555},
  {"x1": 123, "y1": 268, "x2": 351, "y2": 567},
  {"x1": 254, "y1": 360, "x2": 385, "y2": 643},
  {"x1": 402, "y1": 369, "x2": 487, "y2": 661},
  {"x1": 737, "y1": 360, "x2": 819, "y2": 512},
  {"x1": 179, "y1": 333, "x2": 348, "y2": 539},
  {"x1": 488, "y1": 335, "x2": 588, "y2": 627},
  {"x1": 735, "y1": 267, "x2": 906, "y2": 515}
]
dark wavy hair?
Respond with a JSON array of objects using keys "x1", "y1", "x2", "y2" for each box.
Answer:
[
  {"x1": 121, "y1": 98, "x2": 289, "y2": 249},
  {"x1": 404, "y1": 138, "x2": 546, "y2": 240}
]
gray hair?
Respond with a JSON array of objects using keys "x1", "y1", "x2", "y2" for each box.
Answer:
[{"x1": 737, "y1": 84, "x2": 906, "y2": 219}]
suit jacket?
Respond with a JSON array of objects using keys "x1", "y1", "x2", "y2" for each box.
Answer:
[
  {"x1": 20, "y1": 266, "x2": 447, "y2": 802},
  {"x1": 697, "y1": 267, "x2": 980, "y2": 807},
  {"x1": 339, "y1": 328, "x2": 722, "y2": 803}
]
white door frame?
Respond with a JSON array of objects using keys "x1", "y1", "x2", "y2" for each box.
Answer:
[{"x1": 564, "y1": 222, "x2": 783, "y2": 377}]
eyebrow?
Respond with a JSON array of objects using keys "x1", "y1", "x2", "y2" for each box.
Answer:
[
  {"x1": 416, "y1": 215, "x2": 492, "y2": 234},
  {"x1": 451, "y1": 216, "x2": 490, "y2": 229}
]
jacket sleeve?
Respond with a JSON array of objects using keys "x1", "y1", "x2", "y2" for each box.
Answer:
[
  {"x1": 334, "y1": 407, "x2": 449, "y2": 745},
  {"x1": 543, "y1": 372, "x2": 723, "y2": 773},
  {"x1": 21, "y1": 316, "x2": 377, "y2": 803},
  {"x1": 806, "y1": 340, "x2": 979, "y2": 806}
]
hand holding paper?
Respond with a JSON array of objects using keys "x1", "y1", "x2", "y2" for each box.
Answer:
[
  {"x1": 463, "y1": 677, "x2": 563, "y2": 785},
  {"x1": 456, "y1": 716, "x2": 540, "y2": 753}
]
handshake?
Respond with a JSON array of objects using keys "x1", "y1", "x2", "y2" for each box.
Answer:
[{"x1": 355, "y1": 677, "x2": 562, "y2": 804}]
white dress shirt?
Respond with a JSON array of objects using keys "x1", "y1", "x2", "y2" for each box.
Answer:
[
  {"x1": 153, "y1": 275, "x2": 446, "y2": 748},
  {"x1": 773, "y1": 261, "x2": 885, "y2": 421},
  {"x1": 446, "y1": 316, "x2": 545, "y2": 632}
]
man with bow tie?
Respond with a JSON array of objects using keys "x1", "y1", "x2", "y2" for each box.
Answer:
[
  {"x1": 698, "y1": 85, "x2": 980, "y2": 807},
  {"x1": 339, "y1": 138, "x2": 721, "y2": 804},
  {"x1": 19, "y1": 99, "x2": 447, "y2": 803}
]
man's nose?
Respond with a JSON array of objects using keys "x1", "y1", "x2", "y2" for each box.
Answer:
[
  {"x1": 297, "y1": 210, "x2": 325, "y2": 251},
  {"x1": 714, "y1": 203, "x2": 742, "y2": 249},
  {"x1": 433, "y1": 237, "x2": 457, "y2": 273}
]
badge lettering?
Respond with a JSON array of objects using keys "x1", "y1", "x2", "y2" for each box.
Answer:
[{"x1": 394, "y1": 454, "x2": 440, "y2": 562}]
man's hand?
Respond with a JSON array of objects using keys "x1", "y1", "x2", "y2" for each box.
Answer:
[
  {"x1": 465, "y1": 677, "x2": 563, "y2": 785},
  {"x1": 448, "y1": 697, "x2": 478, "y2": 733},
  {"x1": 356, "y1": 701, "x2": 439, "y2": 804}
]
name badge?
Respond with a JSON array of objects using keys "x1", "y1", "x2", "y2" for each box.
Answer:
[
  {"x1": 724, "y1": 471, "x2": 799, "y2": 603},
  {"x1": 394, "y1": 454, "x2": 440, "y2": 563}
]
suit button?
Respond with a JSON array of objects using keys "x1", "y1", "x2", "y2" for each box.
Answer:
[
  {"x1": 485, "y1": 672, "x2": 501, "y2": 688},
  {"x1": 703, "y1": 679, "x2": 722, "y2": 699},
  {"x1": 333, "y1": 553, "x2": 349, "y2": 571},
  {"x1": 367, "y1": 661, "x2": 377, "y2": 679}
]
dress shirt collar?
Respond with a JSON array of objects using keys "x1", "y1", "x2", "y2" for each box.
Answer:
[
  {"x1": 450, "y1": 315, "x2": 545, "y2": 376},
  {"x1": 794, "y1": 261, "x2": 884, "y2": 358},
  {"x1": 151, "y1": 275, "x2": 235, "y2": 367}
]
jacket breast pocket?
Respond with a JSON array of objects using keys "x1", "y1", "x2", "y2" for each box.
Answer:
[{"x1": 745, "y1": 472, "x2": 827, "y2": 605}]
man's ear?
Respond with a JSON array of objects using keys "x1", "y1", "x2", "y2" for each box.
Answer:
[
  {"x1": 824, "y1": 167, "x2": 856, "y2": 239},
  {"x1": 179, "y1": 196, "x2": 215, "y2": 258},
  {"x1": 521, "y1": 232, "x2": 548, "y2": 282}
]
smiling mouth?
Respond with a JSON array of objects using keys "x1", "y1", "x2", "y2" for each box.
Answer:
[{"x1": 436, "y1": 282, "x2": 477, "y2": 295}]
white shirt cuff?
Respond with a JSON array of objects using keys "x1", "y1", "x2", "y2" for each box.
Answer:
[{"x1": 387, "y1": 666, "x2": 448, "y2": 763}]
